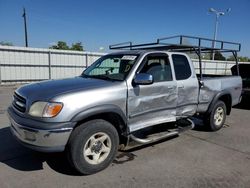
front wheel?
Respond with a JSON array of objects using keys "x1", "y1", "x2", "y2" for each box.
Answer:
[
  {"x1": 204, "y1": 100, "x2": 226, "y2": 131},
  {"x1": 67, "y1": 119, "x2": 119, "y2": 175}
]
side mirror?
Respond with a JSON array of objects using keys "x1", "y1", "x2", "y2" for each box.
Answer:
[{"x1": 134, "y1": 73, "x2": 153, "y2": 85}]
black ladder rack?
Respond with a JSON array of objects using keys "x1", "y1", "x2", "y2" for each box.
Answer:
[
  {"x1": 109, "y1": 35, "x2": 241, "y2": 77},
  {"x1": 109, "y1": 35, "x2": 241, "y2": 53}
]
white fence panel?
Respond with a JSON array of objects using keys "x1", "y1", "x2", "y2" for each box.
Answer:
[
  {"x1": 191, "y1": 59, "x2": 241, "y2": 75},
  {"x1": 0, "y1": 45, "x2": 104, "y2": 84}
]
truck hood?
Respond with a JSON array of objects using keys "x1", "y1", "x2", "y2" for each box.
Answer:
[{"x1": 16, "y1": 77, "x2": 117, "y2": 102}]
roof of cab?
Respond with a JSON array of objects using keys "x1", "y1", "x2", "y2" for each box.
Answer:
[{"x1": 107, "y1": 50, "x2": 173, "y2": 56}]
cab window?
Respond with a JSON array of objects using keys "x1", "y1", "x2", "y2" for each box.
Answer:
[
  {"x1": 172, "y1": 54, "x2": 192, "y2": 80},
  {"x1": 139, "y1": 54, "x2": 172, "y2": 82}
]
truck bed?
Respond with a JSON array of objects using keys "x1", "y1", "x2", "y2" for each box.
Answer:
[{"x1": 196, "y1": 75, "x2": 242, "y2": 113}]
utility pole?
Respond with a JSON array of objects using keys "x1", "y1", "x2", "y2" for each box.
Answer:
[{"x1": 22, "y1": 8, "x2": 28, "y2": 47}]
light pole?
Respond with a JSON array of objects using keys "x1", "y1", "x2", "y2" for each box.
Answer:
[{"x1": 209, "y1": 8, "x2": 231, "y2": 60}]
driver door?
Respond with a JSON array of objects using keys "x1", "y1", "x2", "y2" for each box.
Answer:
[{"x1": 127, "y1": 53, "x2": 177, "y2": 132}]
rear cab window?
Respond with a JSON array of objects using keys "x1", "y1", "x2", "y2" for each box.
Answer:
[{"x1": 172, "y1": 54, "x2": 192, "y2": 80}]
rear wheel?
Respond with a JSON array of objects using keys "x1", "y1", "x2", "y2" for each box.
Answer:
[
  {"x1": 205, "y1": 100, "x2": 226, "y2": 131},
  {"x1": 67, "y1": 119, "x2": 119, "y2": 175}
]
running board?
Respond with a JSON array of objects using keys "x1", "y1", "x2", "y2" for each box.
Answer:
[
  {"x1": 128, "y1": 118, "x2": 194, "y2": 146},
  {"x1": 176, "y1": 118, "x2": 195, "y2": 133},
  {"x1": 130, "y1": 131, "x2": 178, "y2": 144}
]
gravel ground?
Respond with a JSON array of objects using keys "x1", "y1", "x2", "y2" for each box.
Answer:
[{"x1": 0, "y1": 85, "x2": 250, "y2": 188}]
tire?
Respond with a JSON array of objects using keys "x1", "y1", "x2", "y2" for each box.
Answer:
[
  {"x1": 67, "y1": 119, "x2": 119, "y2": 175},
  {"x1": 204, "y1": 100, "x2": 226, "y2": 131}
]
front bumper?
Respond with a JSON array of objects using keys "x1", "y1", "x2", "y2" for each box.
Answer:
[{"x1": 8, "y1": 107, "x2": 74, "y2": 152}]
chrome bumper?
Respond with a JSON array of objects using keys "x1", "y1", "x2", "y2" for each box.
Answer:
[{"x1": 9, "y1": 116, "x2": 73, "y2": 152}]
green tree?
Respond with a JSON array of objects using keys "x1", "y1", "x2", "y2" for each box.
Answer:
[
  {"x1": 49, "y1": 41, "x2": 84, "y2": 51},
  {"x1": 0, "y1": 41, "x2": 13, "y2": 46},
  {"x1": 238, "y1": 56, "x2": 250, "y2": 62},
  {"x1": 227, "y1": 56, "x2": 235, "y2": 61},
  {"x1": 71, "y1": 42, "x2": 84, "y2": 51},
  {"x1": 214, "y1": 51, "x2": 226, "y2": 61},
  {"x1": 227, "y1": 56, "x2": 250, "y2": 62},
  {"x1": 50, "y1": 41, "x2": 69, "y2": 50}
]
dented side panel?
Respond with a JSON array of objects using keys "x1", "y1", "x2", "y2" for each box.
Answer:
[
  {"x1": 170, "y1": 53, "x2": 199, "y2": 118},
  {"x1": 197, "y1": 76, "x2": 242, "y2": 113},
  {"x1": 127, "y1": 81, "x2": 177, "y2": 132},
  {"x1": 176, "y1": 77, "x2": 199, "y2": 117}
]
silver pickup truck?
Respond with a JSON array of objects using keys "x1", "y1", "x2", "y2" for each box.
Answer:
[{"x1": 8, "y1": 36, "x2": 242, "y2": 174}]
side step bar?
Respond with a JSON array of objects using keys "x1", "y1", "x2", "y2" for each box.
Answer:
[
  {"x1": 130, "y1": 131, "x2": 178, "y2": 144},
  {"x1": 128, "y1": 118, "x2": 194, "y2": 146}
]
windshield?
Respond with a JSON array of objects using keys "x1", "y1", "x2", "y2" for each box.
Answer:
[{"x1": 82, "y1": 54, "x2": 139, "y2": 81}]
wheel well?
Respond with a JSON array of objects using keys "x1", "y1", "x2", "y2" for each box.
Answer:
[
  {"x1": 218, "y1": 94, "x2": 232, "y2": 115},
  {"x1": 74, "y1": 112, "x2": 128, "y2": 145}
]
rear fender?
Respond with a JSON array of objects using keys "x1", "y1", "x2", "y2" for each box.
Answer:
[{"x1": 206, "y1": 91, "x2": 232, "y2": 115}]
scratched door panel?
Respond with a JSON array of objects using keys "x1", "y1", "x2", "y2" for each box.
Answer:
[
  {"x1": 171, "y1": 54, "x2": 199, "y2": 117},
  {"x1": 127, "y1": 81, "x2": 177, "y2": 132}
]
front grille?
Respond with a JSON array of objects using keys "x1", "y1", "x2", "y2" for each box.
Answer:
[{"x1": 12, "y1": 92, "x2": 26, "y2": 113}]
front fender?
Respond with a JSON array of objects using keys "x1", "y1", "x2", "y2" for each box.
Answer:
[{"x1": 71, "y1": 104, "x2": 127, "y2": 124}]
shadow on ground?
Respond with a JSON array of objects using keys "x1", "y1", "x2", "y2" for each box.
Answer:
[
  {"x1": 0, "y1": 126, "x2": 79, "y2": 175},
  {"x1": 190, "y1": 117, "x2": 212, "y2": 132},
  {"x1": 0, "y1": 126, "x2": 137, "y2": 176}
]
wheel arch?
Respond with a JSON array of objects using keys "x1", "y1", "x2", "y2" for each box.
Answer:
[
  {"x1": 71, "y1": 105, "x2": 128, "y2": 144},
  {"x1": 207, "y1": 91, "x2": 232, "y2": 115}
]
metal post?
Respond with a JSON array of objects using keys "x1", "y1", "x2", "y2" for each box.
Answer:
[
  {"x1": 22, "y1": 8, "x2": 29, "y2": 47},
  {"x1": 85, "y1": 53, "x2": 88, "y2": 68},
  {"x1": 224, "y1": 60, "x2": 228, "y2": 75},
  {"x1": 233, "y1": 51, "x2": 239, "y2": 76},
  {"x1": 198, "y1": 47, "x2": 203, "y2": 80},
  {"x1": 211, "y1": 14, "x2": 219, "y2": 60},
  {"x1": 48, "y1": 51, "x2": 51, "y2": 79},
  {"x1": 0, "y1": 64, "x2": 2, "y2": 85},
  {"x1": 180, "y1": 36, "x2": 183, "y2": 45}
]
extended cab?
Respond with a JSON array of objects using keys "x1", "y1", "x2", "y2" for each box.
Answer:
[{"x1": 8, "y1": 36, "x2": 242, "y2": 174}]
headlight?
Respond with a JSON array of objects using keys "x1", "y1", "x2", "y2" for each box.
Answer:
[{"x1": 29, "y1": 102, "x2": 63, "y2": 118}]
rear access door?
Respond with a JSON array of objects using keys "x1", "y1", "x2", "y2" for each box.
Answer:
[{"x1": 171, "y1": 54, "x2": 199, "y2": 117}]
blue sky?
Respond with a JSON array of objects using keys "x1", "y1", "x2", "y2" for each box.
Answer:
[{"x1": 0, "y1": 0, "x2": 249, "y2": 56}]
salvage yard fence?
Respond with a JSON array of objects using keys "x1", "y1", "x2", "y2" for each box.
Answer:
[
  {"x1": 0, "y1": 45, "x2": 104, "y2": 84},
  {"x1": 192, "y1": 59, "x2": 238, "y2": 75},
  {"x1": 0, "y1": 45, "x2": 247, "y2": 85}
]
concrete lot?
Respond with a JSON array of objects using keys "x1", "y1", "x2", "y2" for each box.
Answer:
[{"x1": 0, "y1": 86, "x2": 250, "y2": 188}]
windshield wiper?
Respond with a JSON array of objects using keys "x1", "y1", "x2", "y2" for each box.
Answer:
[
  {"x1": 81, "y1": 74, "x2": 117, "y2": 81},
  {"x1": 91, "y1": 75, "x2": 112, "y2": 80},
  {"x1": 81, "y1": 73, "x2": 122, "y2": 81}
]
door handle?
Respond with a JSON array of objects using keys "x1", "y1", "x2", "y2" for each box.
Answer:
[
  {"x1": 167, "y1": 86, "x2": 174, "y2": 89},
  {"x1": 199, "y1": 80, "x2": 204, "y2": 88}
]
